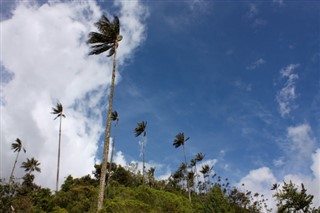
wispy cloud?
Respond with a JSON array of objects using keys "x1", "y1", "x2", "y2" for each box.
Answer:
[
  {"x1": 246, "y1": 58, "x2": 266, "y2": 70},
  {"x1": 246, "y1": 4, "x2": 259, "y2": 18},
  {"x1": 276, "y1": 64, "x2": 300, "y2": 117},
  {"x1": 245, "y1": 4, "x2": 267, "y2": 28}
]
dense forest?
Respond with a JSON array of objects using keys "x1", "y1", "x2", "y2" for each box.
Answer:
[{"x1": 1, "y1": 156, "x2": 319, "y2": 212}]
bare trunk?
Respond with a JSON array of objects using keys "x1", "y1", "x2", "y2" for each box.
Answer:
[
  {"x1": 56, "y1": 115, "x2": 62, "y2": 192},
  {"x1": 97, "y1": 47, "x2": 117, "y2": 211},
  {"x1": 142, "y1": 135, "x2": 145, "y2": 184},
  {"x1": 10, "y1": 151, "x2": 20, "y2": 182},
  {"x1": 183, "y1": 144, "x2": 191, "y2": 202}
]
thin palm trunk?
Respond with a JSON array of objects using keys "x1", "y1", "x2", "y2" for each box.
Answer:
[
  {"x1": 10, "y1": 151, "x2": 20, "y2": 182},
  {"x1": 194, "y1": 163, "x2": 199, "y2": 192},
  {"x1": 142, "y1": 136, "x2": 145, "y2": 184},
  {"x1": 97, "y1": 46, "x2": 118, "y2": 211},
  {"x1": 56, "y1": 115, "x2": 62, "y2": 192},
  {"x1": 183, "y1": 144, "x2": 191, "y2": 202}
]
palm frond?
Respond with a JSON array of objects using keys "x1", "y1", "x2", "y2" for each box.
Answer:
[
  {"x1": 87, "y1": 15, "x2": 121, "y2": 57},
  {"x1": 11, "y1": 138, "x2": 22, "y2": 152},
  {"x1": 87, "y1": 32, "x2": 114, "y2": 44},
  {"x1": 89, "y1": 43, "x2": 114, "y2": 55},
  {"x1": 173, "y1": 132, "x2": 185, "y2": 148},
  {"x1": 107, "y1": 47, "x2": 115, "y2": 57},
  {"x1": 113, "y1": 16, "x2": 120, "y2": 35},
  {"x1": 51, "y1": 103, "x2": 65, "y2": 119}
]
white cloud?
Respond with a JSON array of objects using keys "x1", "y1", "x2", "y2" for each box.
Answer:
[
  {"x1": 0, "y1": 0, "x2": 147, "y2": 190},
  {"x1": 238, "y1": 167, "x2": 277, "y2": 211},
  {"x1": 276, "y1": 64, "x2": 300, "y2": 117},
  {"x1": 287, "y1": 123, "x2": 316, "y2": 157},
  {"x1": 283, "y1": 149, "x2": 320, "y2": 207},
  {"x1": 239, "y1": 148, "x2": 320, "y2": 211},
  {"x1": 246, "y1": 58, "x2": 266, "y2": 70}
]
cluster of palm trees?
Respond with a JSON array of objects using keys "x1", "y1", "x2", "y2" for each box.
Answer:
[
  {"x1": 9, "y1": 102, "x2": 65, "y2": 189},
  {"x1": 9, "y1": 138, "x2": 41, "y2": 185},
  {"x1": 171, "y1": 132, "x2": 218, "y2": 201}
]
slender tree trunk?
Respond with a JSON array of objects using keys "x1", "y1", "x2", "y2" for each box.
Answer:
[
  {"x1": 97, "y1": 46, "x2": 118, "y2": 211},
  {"x1": 142, "y1": 135, "x2": 146, "y2": 184},
  {"x1": 183, "y1": 144, "x2": 191, "y2": 202},
  {"x1": 56, "y1": 115, "x2": 62, "y2": 192},
  {"x1": 10, "y1": 151, "x2": 20, "y2": 182}
]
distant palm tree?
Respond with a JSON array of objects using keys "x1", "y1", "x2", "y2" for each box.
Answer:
[
  {"x1": 173, "y1": 132, "x2": 191, "y2": 202},
  {"x1": 194, "y1": 152, "x2": 205, "y2": 187},
  {"x1": 10, "y1": 138, "x2": 26, "y2": 182},
  {"x1": 21, "y1": 158, "x2": 41, "y2": 174},
  {"x1": 52, "y1": 103, "x2": 65, "y2": 192},
  {"x1": 200, "y1": 164, "x2": 212, "y2": 193},
  {"x1": 87, "y1": 14, "x2": 122, "y2": 211},
  {"x1": 134, "y1": 121, "x2": 147, "y2": 184},
  {"x1": 107, "y1": 111, "x2": 119, "y2": 188}
]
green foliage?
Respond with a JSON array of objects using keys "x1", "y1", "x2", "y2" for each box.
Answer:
[
  {"x1": 204, "y1": 185, "x2": 234, "y2": 213},
  {"x1": 273, "y1": 181, "x2": 316, "y2": 212},
  {"x1": 104, "y1": 184, "x2": 195, "y2": 213}
]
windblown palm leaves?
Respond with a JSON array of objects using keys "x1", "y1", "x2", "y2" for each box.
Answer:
[
  {"x1": 111, "y1": 110, "x2": 119, "y2": 126},
  {"x1": 21, "y1": 158, "x2": 41, "y2": 174},
  {"x1": 195, "y1": 152, "x2": 205, "y2": 162},
  {"x1": 52, "y1": 103, "x2": 65, "y2": 120},
  {"x1": 87, "y1": 15, "x2": 122, "y2": 57},
  {"x1": 173, "y1": 132, "x2": 189, "y2": 148},
  {"x1": 134, "y1": 121, "x2": 147, "y2": 137},
  {"x1": 10, "y1": 138, "x2": 26, "y2": 181}
]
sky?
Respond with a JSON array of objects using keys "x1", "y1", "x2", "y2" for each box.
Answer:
[{"x1": 1, "y1": 0, "x2": 319, "y2": 211}]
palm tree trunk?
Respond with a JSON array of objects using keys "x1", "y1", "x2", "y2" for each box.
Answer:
[
  {"x1": 183, "y1": 144, "x2": 191, "y2": 202},
  {"x1": 97, "y1": 45, "x2": 118, "y2": 211},
  {"x1": 106, "y1": 140, "x2": 115, "y2": 189},
  {"x1": 56, "y1": 115, "x2": 62, "y2": 192},
  {"x1": 10, "y1": 151, "x2": 20, "y2": 182},
  {"x1": 142, "y1": 136, "x2": 145, "y2": 184}
]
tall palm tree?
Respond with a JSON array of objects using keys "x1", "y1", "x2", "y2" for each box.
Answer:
[
  {"x1": 173, "y1": 132, "x2": 191, "y2": 202},
  {"x1": 21, "y1": 158, "x2": 41, "y2": 174},
  {"x1": 87, "y1": 14, "x2": 122, "y2": 210},
  {"x1": 10, "y1": 138, "x2": 26, "y2": 182},
  {"x1": 134, "y1": 121, "x2": 147, "y2": 184},
  {"x1": 107, "y1": 111, "x2": 119, "y2": 188},
  {"x1": 52, "y1": 103, "x2": 65, "y2": 192}
]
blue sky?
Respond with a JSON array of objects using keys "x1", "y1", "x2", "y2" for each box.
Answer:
[
  {"x1": 108, "y1": 1, "x2": 319, "y2": 178},
  {"x1": 1, "y1": 0, "x2": 319, "y2": 209}
]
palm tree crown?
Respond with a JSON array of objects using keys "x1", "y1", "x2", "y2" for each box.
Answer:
[
  {"x1": 195, "y1": 152, "x2": 205, "y2": 162},
  {"x1": 21, "y1": 158, "x2": 41, "y2": 174},
  {"x1": 87, "y1": 15, "x2": 122, "y2": 57},
  {"x1": 51, "y1": 103, "x2": 65, "y2": 120},
  {"x1": 11, "y1": 138, "x2": 26, "y2": 153},
  {"x1": 135, "y1": 121, "x2": 147, "y2": 137},
  {"x1": 173, "y1": 132, "x2": 190, "y2": 148}
]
